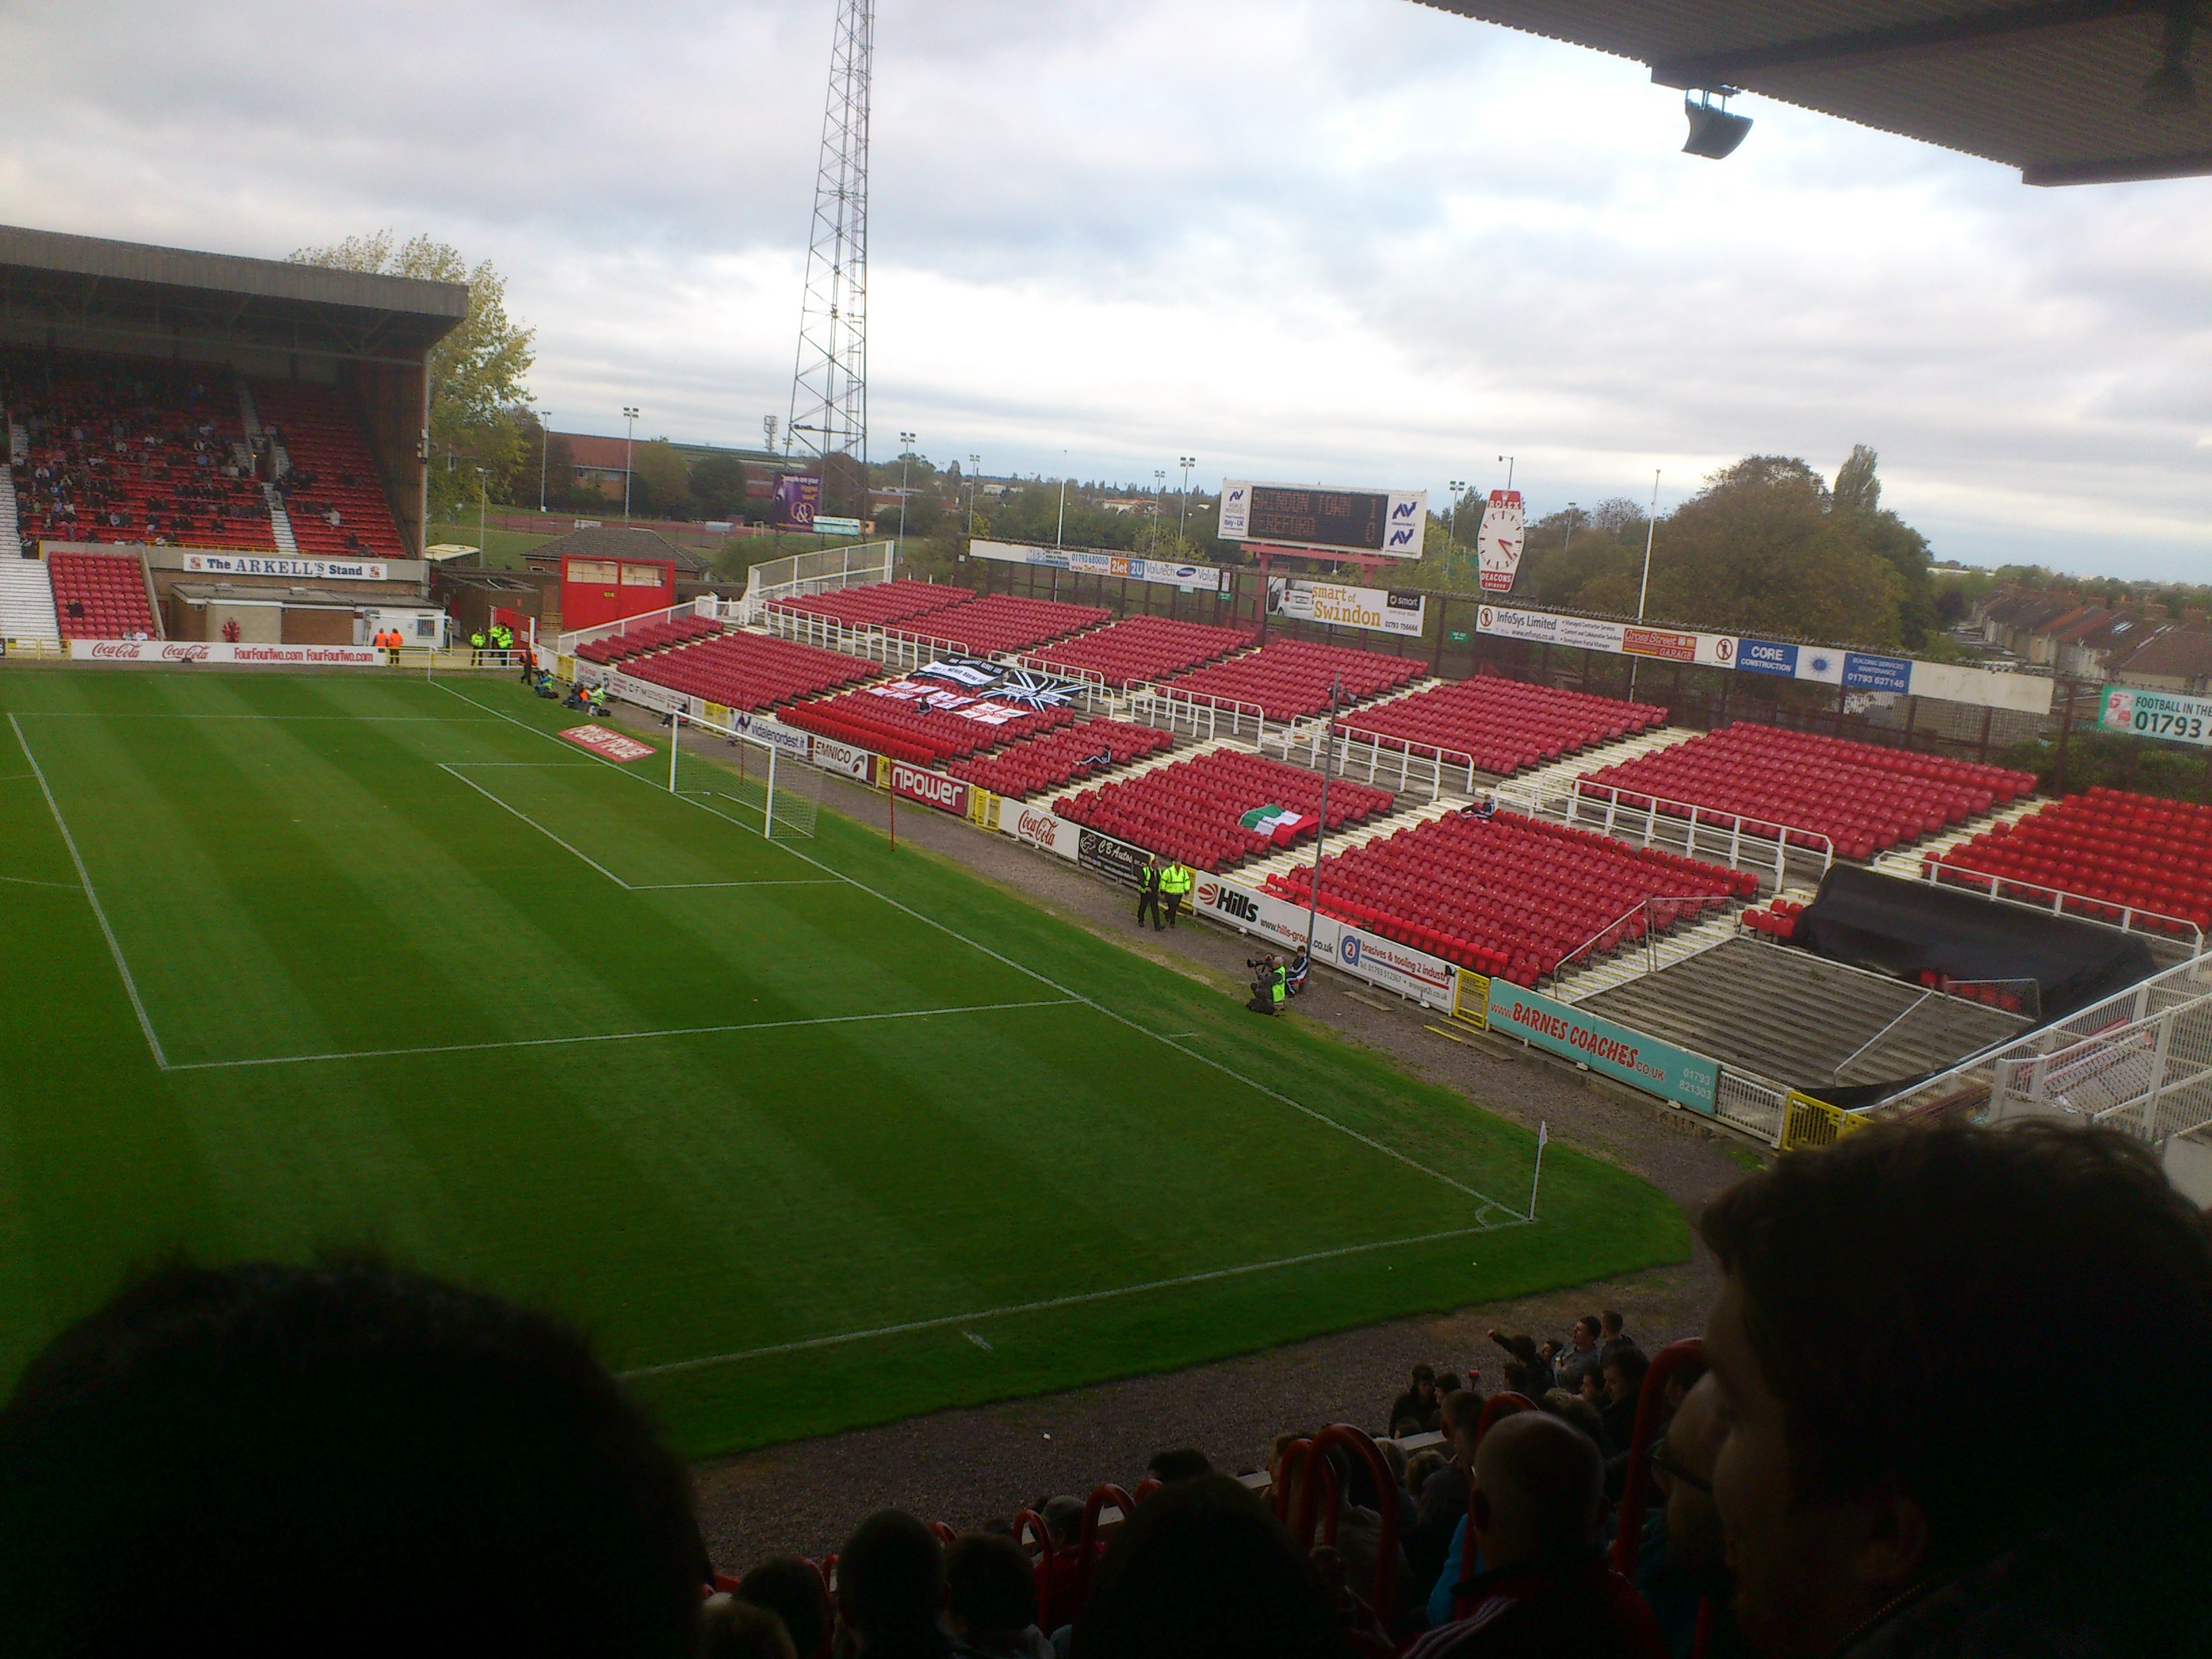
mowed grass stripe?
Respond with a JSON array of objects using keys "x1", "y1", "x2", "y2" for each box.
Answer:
[{"x1": 0, "y1": 671, "x2": 1689, "y2": 1455}]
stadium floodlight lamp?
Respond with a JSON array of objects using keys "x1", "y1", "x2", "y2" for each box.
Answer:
[{"x1": 1683, "y1": 89, "x2": 1753, "y2": 159}]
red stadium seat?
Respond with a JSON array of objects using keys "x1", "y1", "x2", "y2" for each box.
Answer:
[
  {"x1": 1054, "y1": 749, "x2": 1394, "y2": 872},
  {"x1": 948, "y1": 719, "x2": 1173, "y2": 798},
  {"x1": 252, "y1": 381, "x2": 410, "y2": 560},
  {"x1": 47, "y1": 552, "x2": 159, "y2": 639},
  {"x1": 617, "y1": 630, "x2": 878, "y2": 714},
  {"x1": 1166, "y1": 639, "x2": 1424, "y2": 722},
  {"x1": 1023, "y1": 615, "x2": 1254, "y2": 688},
  {"x1": 1927, "y1": 785, "x2": 2212, "y2": 935},
  {"x1": 1338, "y1": 671, "x2": 1667, "y2": 778}
]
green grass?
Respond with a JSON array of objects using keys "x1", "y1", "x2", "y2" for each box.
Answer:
[
  {"x1": 426, "y1": 521, "x2": 557, "y2": 569},
  {"x1": 0, "y1": 670, "x2": 1687, "y2": 1456}
]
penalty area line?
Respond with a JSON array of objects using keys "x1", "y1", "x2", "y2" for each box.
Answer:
[
  {"x1": 619, "y1": 1223, "x2": 1513, "y2": 1379},
  {"x1": 430, "y1": 679, "x2": 1525, "y2": 1222},
  {"x1": 164, "y1": 997, "x2": 1083, "y2": 1073}
]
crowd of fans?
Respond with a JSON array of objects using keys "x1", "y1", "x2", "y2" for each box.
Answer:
[{"x1": 0, "y1": 1119, "x2": 2205, "y2": 1658}]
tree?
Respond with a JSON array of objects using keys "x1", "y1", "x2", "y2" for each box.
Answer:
[
  {"x1": 628, "y1": 440, "x2": 693, "y2": 518},
  {"x1": 289, "y1": 232, "x2": 535, "y2": 519},
  {"x1": 1832, "y1": 444, "x2": 1881, "y2": 515},
  {"x1": 690, "y1": 455, "x2": 749, "y2": 519}
]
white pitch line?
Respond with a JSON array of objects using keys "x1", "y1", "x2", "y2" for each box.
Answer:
[
  {"x1": 0, "y1": 872, "x2": 83, "y2": 890},
  {"x1": 162, "y1": 997, "x2": 1082, "y2": 1073},
  {"x1": 618, "y1": 1223, "x2": 1498, "y2": 1378},
  {"x1": 434, "y1": 682, "x2": 1521, "y2": 1223},
  {"x1": 436, "y1": 762, "x2": 634, "y2": 888},
  {"x1": 8, "y1": 714, "x2": 169, "y2": 1069}
]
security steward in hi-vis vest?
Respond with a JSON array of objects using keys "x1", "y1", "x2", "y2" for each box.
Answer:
[
  {"x1": 1159, "y1": 860, "x2": 1195, "y2": 928},
  {"x1": 1136, "y1": 857, "x2": 1165, "y2": 931},
  {"x1": 468, "y1": 629, "x2": 487, "y2": 666}
]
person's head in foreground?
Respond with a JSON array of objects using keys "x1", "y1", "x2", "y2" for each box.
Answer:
[
  {"x1": 1654, "y1": 1373, "x2": 1729, "y2": 1595},
  {"x1": 0, "y1": 1256, "x2": 707, "y2": 1658},
  {"x1": 699, "y1": 1595, "x2": 801, "y2": 1659},
  {"x1": 1698, "y1": 1120, "x2": 2212, "y2": 1658},
  {"x1": 943, "y1": 1532, "x2": 1040, "y2": 1652},
  {"x1": 838, "y1": 1510, "x2": 949, "y2": 1657},
  {"x1": 1073, "y1": 1473, "x2": 1338, "y2": 1659},
  {"x1": 738, "y1": 1556, "x2": 832, "y2": 1659},
  {"x1": 1469, "y1": 1410, "x2": 1603, "y2": 1573}
]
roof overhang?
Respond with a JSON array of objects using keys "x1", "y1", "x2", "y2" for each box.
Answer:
[
  {"x1": 0, "y1": 224, "x2": 469, "y2": 363},
  {"x1": 1416, "y1": 1, "x2": 2212, "y2": 184}
]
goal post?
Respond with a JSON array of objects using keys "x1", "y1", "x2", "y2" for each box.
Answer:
[{"x1": 666, "y1": 708, "x2": 821, "y2": 840}]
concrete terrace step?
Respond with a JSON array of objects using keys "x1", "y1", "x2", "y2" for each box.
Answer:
[
  {"x1": 0, "y1": 554, "x2": 58, "y2": 643},
  {"x1": 0, "y1": 462, "x2": 22, "y2": 560},
  {"x1": 264, "y1": 483, "x2": 300, "y2": 556},
  {"x1": 1019, "y1": 735, "x2": 1242, "y2": 807},
  {"x1": 1492, "y1": 724, "x2": 1694, "y2": 800},
  {"x1": 1549, "y1": 902, "x2": 1753, "y2": 1005},
  {"x1": 1870, "y1": 795, "x2": 2049, "y2": 879},
  {"x1": 1577, "y1": 934, "x2": 2027, "y2": 1092}
]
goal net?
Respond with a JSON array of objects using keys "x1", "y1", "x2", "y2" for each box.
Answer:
[{"x1": 667, "y1": 709, "x2": 821, "y2": 840}]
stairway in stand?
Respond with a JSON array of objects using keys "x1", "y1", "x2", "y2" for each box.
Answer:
[{"x1": 237, "y1": 384, "x2": 300, "y2": 556}]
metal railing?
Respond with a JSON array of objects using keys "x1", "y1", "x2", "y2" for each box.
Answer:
[
  {"x1": 1549, "y1": 893, "x2": 1738, "y2": 989},
  {"x1": 556, "y1": 596, "x2": 718, "y2": 658},
  {"x1": 0, "y1": 637, "x2": 68, "y2": 660},
  {"x1": 1490, "y1": 775, "x2": 1835, "y2": 893},
  {"x1": 1122, "y1": 682, "x2": 1269, "y2": 745},
  {"x1": 1862, "y1": 954, "x2": 2212, "y2": 1139},
  {"x1": 1264, "y1": 722, "x2": 1477, "y2": 802},
  {"x1": 1986, "y1": 987, "x2": 2212, "y2": 1144},
  {"x1": 1886, "y1": 855, "x2": 2204, "y2": 955},
  {"x1": 737, "y1": 541, "x2": 895, "y2": 624},
  {"x1": 1716, "y1": 1072, "x2": 1788, "y2": 1143}
]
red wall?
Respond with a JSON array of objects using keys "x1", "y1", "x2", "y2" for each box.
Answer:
[{"x1": 560, "y1": 555, "x2": 676, "y2": 631}]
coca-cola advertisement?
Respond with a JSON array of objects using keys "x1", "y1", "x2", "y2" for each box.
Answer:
[
  {"x1": 999, "y1": 801, "x2": 1078, "y2": 861},
  {"x1": 70, "y1": 640, "x2": 384, "y2": 666}
]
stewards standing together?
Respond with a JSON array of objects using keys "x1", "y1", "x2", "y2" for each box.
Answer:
[
  {"x1": 1158, "y1": 859, "x2": 1193, "y2": 927},
  {"x1": 1136, "y1": 857, "x2": 1164, "y2": 931}
]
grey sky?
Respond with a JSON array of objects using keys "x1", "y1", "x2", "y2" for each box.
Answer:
[{"x1": 5, "y1": 0, "x2": 2207, "y2": 578}]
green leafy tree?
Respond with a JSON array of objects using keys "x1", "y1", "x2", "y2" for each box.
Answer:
[
  {"x1": 288, "y1": 231, "x2": 535, "y2": 518},
  {"x1": 690, "y1": 455, "x2": 749, "y2": 519},
  {"x1": 629, "y1": 439, "x2": 693, "y2": 518}
]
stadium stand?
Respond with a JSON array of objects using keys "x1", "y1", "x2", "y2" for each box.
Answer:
[
  {"x1": 47, "y1": 550, "x2": 158, "y2": 639},
  {"x1": 0, "y1": 556, "x2": 59, "y2": 644},
  {"x1": 1576, "y1": 722, "x2": 2036, "y2": 861},
  {"x1": 908, "y1": 593, "x2": 1111, "y2": 655},
  {"x1": 618, "y1": 630, "x2": 876, "y2": 713},
  {"x1": 1056, "y1": 749, "x2": 1393, "y2": 871},
  {"x1": 783, "y1": 686, "x2": 1077, "y2": 765},
  {"x1": 1164, "y1": 638, "x2": 1425, "y2": 721},
  {"x1": 251, "y1": 381, "x2": 409, "y2": 560},
  {"x1": 1264, "y1": 808, "x2": 1751, "y2": 985},
  {"x1": 767, "y1": 579, "x2": 975, "y2": 630},
  {"x1": 1339, "y1": 673, "x2": 1668, "y2": 778},
  {"x1": 947, "y1": 719, "x2": 1174, "y2": 798},
  {"x1": 1927, "y1": 785, "x2": 2212, "y2": 933},
  {"x1": 1023, "y1": 614, "x2": 1254, "y2": 687},
  {"x1": 575, "y1": 613, "x2": 722, "y2": 665},
  {"x1": 3, "y1": 349, "x2": 275, "y2": 550}
]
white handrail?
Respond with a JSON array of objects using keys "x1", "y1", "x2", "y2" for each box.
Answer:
[
  {"x1": 1902, "y1": 857, "x2": 2204, "y2": 955},
  {"x1": 1490, "y1": 776, "x2": 1835, "y2": 890}
]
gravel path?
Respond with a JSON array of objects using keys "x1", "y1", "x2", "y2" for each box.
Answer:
[{"x1": 619, "y1": 710, "x2": 1763, "y2": 1569}]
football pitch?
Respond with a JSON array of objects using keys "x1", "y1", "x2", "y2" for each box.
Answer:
[{"x1": 0, "y1": 669, "x2": 1688, "y2": 1456}]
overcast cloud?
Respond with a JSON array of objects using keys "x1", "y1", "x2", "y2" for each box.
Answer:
[{"x1": 5, "y1": 0, "x2": 2207, "y2": 577}]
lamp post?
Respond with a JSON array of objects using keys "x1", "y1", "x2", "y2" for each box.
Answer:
[
  {"x1": 537, "y1": 409, "x2": 552, "y2": 513},
  {"x1": 897, "y1": 431, "x2": 917, "y2": 562},
  {"x1": 1448, "y1": 478, "x2": 1467, "y2": 544},
  {"x1": 1151, "y1": 468, "x2": 1165, "y2": 549},
  {"x1": 1498, "y1": 454, "x2": 1515, "y2": 492},
  {"x1": 476, "y1": 466, "x2": 489, "y2": 562},
  {"x1": 967, "y1": 453, "x2": 981, "y2": 532},
  {"x1": 1303, "y1": 673, "x2": 1345, "y2": 962},
  {"x1": 1563, "y1": 500, "x2": 1578, "y2": 558},
  {"x1": 1056, "y1": 448, "x2": 1069, "y2": 548},
  {"x1": 621, "y1": 406, "x2": 640, "y2": 523},
  {"x1": 1178, "y1": 455, "x2": 1195, "y2": 539}
]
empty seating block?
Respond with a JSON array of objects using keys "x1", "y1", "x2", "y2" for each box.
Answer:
[
  {"x1": 782, "y1": 686, "x2": 1075, "y2": 766},
  {"x1": 1577, "y1": 723, "x2": 2035, "y2": 862},
  {"x1": 5, "y1": 348, "x2": 274, "y2": 551},
  {"x1": 1055, "y1": 750, "x2": 1393, "y2": 872},
  {"x1": 1929, "y1": 786, "x2": 2212, "y2": 933},
  {"x1": 768, "y1": 580, "x2": 976, "y2": 630},
  {"x1": 620, "y1": 631, "x2": 876, "y2": 713},
  {"x1": 949, "y1": 719, "x2": 1174, "y2": 798},
  {"x1": 48, "y1": 552, "x2": 157, "y2": 638},
  {"x1": 913, "y1": 593, "x2": 1111, "y2": 655},
  {"x1": 252, "y1": 382, "x2": 408, "y2": 560},
  {"x1": 575, "y1": 614, "x2": 721, "y2": 665},
  {"x1": 1339, "y1": 674, "x2": 1666, "y2": 777},
  {"x1": 1024, "y1": 615, "x2": 1255, "y2": 687},
  {"x1": 1166, "y1": 640, "x2": 1423, "y2": 722},
  {"x1": 1264, "y1": 808, "x2": 1752, "y2": 985}
]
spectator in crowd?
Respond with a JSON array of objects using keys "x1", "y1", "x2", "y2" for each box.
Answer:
[
  {"x1": 1486, "y1": 1330, "x2": 1555, "y2": 1399},
  {"x1": 1635, "y1": 1373, "x2": 1747, "y2": 1659},
  {"x1": 699, "y1": 1595, "x2": 800, "y2": 1659},
  {"x1": 1408, "y1": 1410, "x2": 1666, "y2": 1658},
  {"x1": 0, "y1": 1257, "x2": 708, "y2": 1657},
  {"x1": 1145, "y1": 1447, "x2": 1213, "y2": 1484},
  {"x1": 944, "y1": 1533, "x2": 1052, "y2": 1659},
  {"x1": 1391, "y1": 1363, "x2": 1442, "y2": 1435},
  {"x1": 738, "y1": 1556, "x2": 832, "y2": 1659},
  {"x1": 1073, "y1": 1474, "x2": 1338, "y2": 1659},
  {"x1": 1556, "y1": 1315, "x2": 1605, "y2": 1393},
  {"x1": 1408, "y1": 1387, "x2": 1483, "y2": 1593},
  {"x1": 1599, "y1": 1346, "x2": 1650, "y2": 1458},
  {"x1": 1599, "y1": 1310, "x2": 1636, "y2": 1370},
  {"x1": 1537, "y1": 1391, "x2": 1606, "y2": 1457},
  {"x1": 1700, "y1": 1122, "x2": 2212, "y2": 1658},
  {"x1": 1038, "y1": 1496, "x2": 1085, "y2": 1553},
  {"x1": 1404, "y1": 1448, "x2": 1447, "y2": 1502},
  {"x1": 836, "y1": 1511, "x2": 949, "y2": 1659}
]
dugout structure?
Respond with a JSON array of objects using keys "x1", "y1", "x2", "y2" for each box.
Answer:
[{"x1": 0, "y1": 224, "x2": 466, "y2": 559}]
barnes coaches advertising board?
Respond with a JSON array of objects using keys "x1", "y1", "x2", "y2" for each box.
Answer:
[{"x1": 1218, "y1": 482, "x2": 1427, "y2": 558}]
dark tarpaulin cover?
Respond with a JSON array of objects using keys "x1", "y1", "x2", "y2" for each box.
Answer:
[{"x1": 1795, "y1": 865, "x2": 2156, "y2": 1022}]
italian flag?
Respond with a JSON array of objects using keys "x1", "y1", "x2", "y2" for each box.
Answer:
[{"x1": 1240, "y1": 804, "x2": 1313, "y2": 846}]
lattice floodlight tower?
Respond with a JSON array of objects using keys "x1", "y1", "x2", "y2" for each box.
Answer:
[{"x1": 784, "y1": 0, "x2": 873, "y2": 521}]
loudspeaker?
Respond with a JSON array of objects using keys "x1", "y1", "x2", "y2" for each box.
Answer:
[{"x1": 1683, "y1": 96, "x2": 1753, "y2": 160}]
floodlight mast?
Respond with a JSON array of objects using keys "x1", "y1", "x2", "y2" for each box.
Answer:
[{"x1": 785, "y1": 0, "x2": 874, "y2": 520}]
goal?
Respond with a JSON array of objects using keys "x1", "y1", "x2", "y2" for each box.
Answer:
[{"x1": 667, "y1": 709, "x2": 821, "y2": 840}]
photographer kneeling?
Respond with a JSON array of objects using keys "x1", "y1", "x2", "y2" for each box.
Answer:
[{"x1": 1246, "y1": 954, "x2": 1288, "y2": 1017}]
